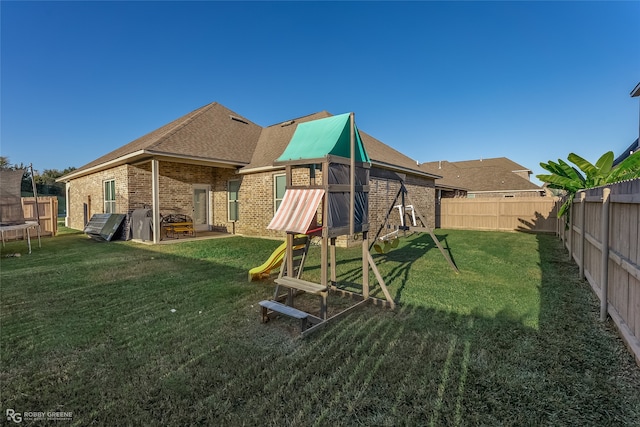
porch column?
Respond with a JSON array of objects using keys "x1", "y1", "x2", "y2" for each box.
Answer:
[
  {"x1": 65, "y1": 182, "x2": 71, "y2": 227},
  {"x1": 152, "y1": 159, "x2": 161, "y2": 243}
]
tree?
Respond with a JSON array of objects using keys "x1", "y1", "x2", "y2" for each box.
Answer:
[
  {"x1": 33, "y1": 168, "x2": 75, "y2": 196},
  {"x1": 537, "y1": 150, "x2": 640, "y2": 217},
  {"x1": 0, "y1": 156, "x2": 11, "y2": 169},
  {"x1": 0, "y1": 157, "x2": 77, "y2": 195}
]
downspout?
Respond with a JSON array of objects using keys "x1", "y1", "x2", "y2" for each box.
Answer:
[
  {"x1": 152, "y1": 159, "x2": 161, "y2": 243},
  {"x1": 65, "y1": 182, "x2": 71, "y2": 227}
]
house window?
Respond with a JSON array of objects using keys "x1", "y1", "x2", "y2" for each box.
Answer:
[
  {"x1": 274, "y1": 174, "x2": 286, "y2": 213},
  {"x1": 228, "y1": 179, "x2": 240, "y2": 221},
  {"x1": 104, "y1": 179, "x2": 116, "y2": 213}
]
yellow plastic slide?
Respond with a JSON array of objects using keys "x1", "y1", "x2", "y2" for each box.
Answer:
[{"x1": 248, "y1": 241, "x2": 287, "y2": 282}]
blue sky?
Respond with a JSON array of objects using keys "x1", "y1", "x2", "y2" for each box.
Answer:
[{"x1": 2, "y1": 1, "x2": 639, "y2": 185}]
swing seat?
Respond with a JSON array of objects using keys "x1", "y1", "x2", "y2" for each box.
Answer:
[{"x1": 374, "y1": 237, "x2": 398, "y2": 254}]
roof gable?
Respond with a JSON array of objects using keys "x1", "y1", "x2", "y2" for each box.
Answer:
[
  {"x1": 244, "y1": 112, "x2": 436, "y2": 179},
  {"x1": 61, "y1": 102, "x2": 438, "y2": 182},
  {"x1": 243, "y1": 112, "x2": 332, "y2": 171},
  {"x1": 67, "y1": 103, "x2": 262, "y2": 177}
]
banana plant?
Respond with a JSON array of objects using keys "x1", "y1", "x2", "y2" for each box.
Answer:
[{"x1": 537, "y1": 150, "x2": 640, "y2": 218}]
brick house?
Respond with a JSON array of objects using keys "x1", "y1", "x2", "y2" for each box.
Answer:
[
  {"x1": 58, "y1": 103, "x2": 440, "y2": 243},
  {"x1": 420, "y1": 157, "x2": 545, "y2": 199}
]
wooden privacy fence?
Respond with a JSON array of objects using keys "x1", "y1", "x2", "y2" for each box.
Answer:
[
  {"x1": 561, "y1": 179, "x2": 640, "y2": 366},
  {"x1": 439, "y1": 197, "x2": 559, "y2": 233},
  {"x1": 1, "y1": 197, "x2": 58, "y2": 241}
]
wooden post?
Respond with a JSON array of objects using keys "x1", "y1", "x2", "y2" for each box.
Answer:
[
  {"x1": 287, "y1": 233, "x2": 294, "y2": 277},
  {"x1": 367, "y1": 253, "x2": 395, "y2": 309},
  {"x1": 405, "y1": 193, "x2": 460, "y2": 274},
  {"x1": 349, "y1": 112, "x2": 355, "y2": 236},
  {"x1": 285, "y1": 165, "x2": 294, "y2": 279},
  {"x1": 600, "y1": 187, "x2": 611, "y2": 322},
  {"x1": 579, "y1": 192, "x2": 586, "y2": 279},
  {"x1": 556, "y1": 199, "x2": 561, "y2": 240},
  {"x1": 29, "y1": 164, "x2": 40, "y2": 226},
  {"x1": 321, "y1": 161, "x2": 329, "y2": 289},
  {"x1": 330, "y1": 237, "x2": 337, "y2": 287},
  {"x1": 362, "y1": 231, "x2": 369, "y2": 298},
  {"x1": 568, "y1": 196, "x2": 573, "y2": 261}
]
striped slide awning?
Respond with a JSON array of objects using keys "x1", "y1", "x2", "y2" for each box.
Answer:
[{"x1": 267, "y1": 189, "x2": 324, "y2": 234}]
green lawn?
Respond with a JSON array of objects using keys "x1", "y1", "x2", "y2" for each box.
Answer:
[{"x1": 1, "y1": 227, "x2": 639, "y2": 426}]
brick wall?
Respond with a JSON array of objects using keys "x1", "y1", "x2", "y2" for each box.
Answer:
[
  {"x1": 67, "y1": 161, "x2": 436, "y2": 246},
  {"x1": 128, "y1": 163, "x2": 152, "y2": 209},
  {"x1": 361, "y1": 174, "x2": 435, "y2": 245},
  {"x1": 237, "y1": 167, "x2": 324, "y2": 238},
  {"x1": 214, "y1": 168, "x2": 242, "y2": 234},
  {"x1": 67, "y1": 165, "x2": 129, "y2": 230},
  {"x1": 67, "y1": 161, "x2": 235, "y2": 233},
  {"x1": 237, "y1": 167, "x2": 436, "y2": 246}
]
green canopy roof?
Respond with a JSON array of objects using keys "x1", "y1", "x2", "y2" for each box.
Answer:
[{"x1": 276, "y1": 113, "x2": 371, "y2": 164}]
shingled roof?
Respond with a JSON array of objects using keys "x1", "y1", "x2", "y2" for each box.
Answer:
[
  {"x1": 242, "y1": 111, "x2": 438, "y2": 179},
  {"x1": 61, "y1": 103, "x2": 262, "y2": 180},
  {"x1": 60, "y1": 103, "x2": 438, "y2": 181},
  {"x1": 421, "y1": 158, "x2": 541, "y2": 192},
  {"x1": 242, "y1": 111, "x2": 332, "y2": 172}
]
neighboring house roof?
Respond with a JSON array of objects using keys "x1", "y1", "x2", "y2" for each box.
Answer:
[
  {"x1": 421, "y1": 157, "x2": 541, "y2": 193},
  {"x1": 419, "y1": 160, "x2": 469, "y2": 191},
  {"x1": 59, "y1": 102, "x2": 439, "y2": 182},
  {"x1": 447, "y1": 157, "x2": 532, "y2": 176},
  {"x1": 363, "y1": 131, "x2": 437, "y2": 178},
  {"x1": 59, "y1": 103, "x2": 262, "y2": 181},
  {"x1": 613, "y1": 138, "x2": 639, "y2": 166}
]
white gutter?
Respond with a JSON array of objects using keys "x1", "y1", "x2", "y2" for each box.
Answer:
[
  {"x1": 470, "y1": 189, "x2": 543, "y2": 194},
  {"x1": 371, "y1": 160, "x2": 442, "y2": 180},
  {"x1": 56, "y1": 150, "x2": 247, "y2": 182},
  {"x1": 145, "y1": 151, "x2": 246, "y2": 168},
  {"x1": 239, "y1": 160, "x2": 443, "y2": 180},
  {"x1": 237, "y1": 165, "x2": 284, "y2": 174},
  {"x1": 56, "y1": 150, "x2": 148, "y2": 182}
]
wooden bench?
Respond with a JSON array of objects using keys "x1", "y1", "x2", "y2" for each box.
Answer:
[
  {"x1": 259, "y1": 300, "x2": 310, "y2": 331},
  {"x1": 274, "y1": 277, "x2": 328, "y2": 320},
  {"x1": 164, "y1": 222, "x2": 194, "y2": 238},
  {"x1": 160, "y1": 214, "x2": 195, "y2": 239}
]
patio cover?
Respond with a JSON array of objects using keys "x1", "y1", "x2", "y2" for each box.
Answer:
[
  {"x1": 267, "y1": 189, "x2": 324, "y2": 234},
  {"x1": 276, "y1": 113, "x2": 370, "y2": 163}
]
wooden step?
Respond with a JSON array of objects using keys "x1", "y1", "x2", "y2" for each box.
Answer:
[
  {"x1": 274, "y1": 277, "x2": 327, "y2": 295},
  {"x1": 259, "y1": 300, "x2": 309, "y2": 331}
]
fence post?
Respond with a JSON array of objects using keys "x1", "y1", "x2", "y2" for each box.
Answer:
[
  {"x1": 600, "y1": 187, "x2": 611, "y2": 322},
  {"x1": 568, "y1": 197, "x2": 573, "y2": 261},
  {"x1": 579, "y1": 192, "x2": 586, "y2": 279},
  {"x1": 557, "y1": 199, "x2": 561, "y2": 240}
]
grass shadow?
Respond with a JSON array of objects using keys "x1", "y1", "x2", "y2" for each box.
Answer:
[{"x1": 2, "y1": 230, "x2": 639, "y2": 425}]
